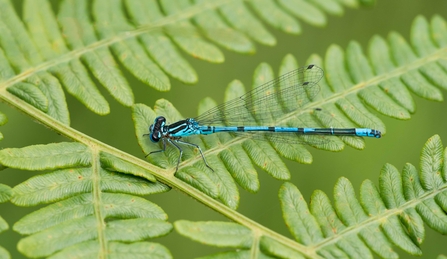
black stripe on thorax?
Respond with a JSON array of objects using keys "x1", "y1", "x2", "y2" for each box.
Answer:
[
  {"x1": 168, "y1": 120, "x2": 188, "y2": 134},
  {"x1": 169, "y1": 120, "x2": 187, "y2": 128}
]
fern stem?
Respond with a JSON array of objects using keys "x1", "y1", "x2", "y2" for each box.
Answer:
[{"x1": 91, "y1": 149, "x2": 108, "y2": 259}]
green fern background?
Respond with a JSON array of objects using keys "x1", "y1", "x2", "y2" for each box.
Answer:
[{"x1": 1, "y1": 0, "x2": 447, "y2": 258}]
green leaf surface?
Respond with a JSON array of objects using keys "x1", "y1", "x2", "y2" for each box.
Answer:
[
  {"x1": 404, "y1": 162, "x2": 447, "y2": 235},
  {"x1": 19, "y1": 216, "x2": 171, "y2": 258},
  {"x1": 0, "y1": 2, "x2": 70, "y2": 124},
  {"x1": 310, "y1": 0, "x2": 344, "y2": 16},
  {"x1": 93, "y1": 0, "x2": 170, "y2": 91},
  {"x1": 285, "y1": 197, "x2": 350, "y2": 258},
  {"x1": 388, "y1": 31, "x2": 443, "y2": 101},
  {"x1": 403, "y1": 163, "x2": 426, "y2": 200},
  {"x1": 14, "y1": 193, "x2": 167, "y2": 235},
  {"x1": 0, "y1": 184, "x2": 9, "y2": 259},
  {"x1": 259, "y1": 236, "x2": 305, "y2": 259},
  {"x1": 18, "y1": 216, "x2": 99, "y2": 257},
  {"x1": 106, "y1": 218, "x2": 172, "y2": 241},
  {"x1": 0, "y1": 247, "x2": 10, "y2": 259},
  {"x1": 379, "y1": 164, "x2": 425, "y2": 245},
  {"x1": 360, "y1": 180, "x2": 421, "y2": 255},
  {"x1": 124, "y1": 0, "x2": 198, "y2": 84},
  {"x1": 52, "y1": 61, "x2": 110, "y2": 115},
  {"x1": 58, "y1": 0, "x2": 134, "y2": 107},
  {"x1": 248, "y1": 0, "x2": 301, "y2": 35},
  {"x1": 325, "y1": 44, "x2": 386, "y2": 133},
  {"x1": 219, "y1": 1, "x2": 276, "y2": 46},
  {"x1": 219, "y1": 144, "x2": 260, "y2": 193},
  {"x1": 194, "y1": 0, "x2": 256, "y2": 53},
  {"x1": 7, "y1": 82, "x2": 48, "y2": 112},
  {"x1": 411, "y1": 16, "x2": 447, "y2": 91},
  {"x1": 444, "y1": 146, "x2": 447, "y2": 181},
  {"x1": 197, "y1": 97, "x2": 240, "y2": 209},
  {"x1": 0, "y1": 184, "x2": 12, "y2": 203},
  {"x1": 27, "y1": 74, "x2": 70, "y2": 124},
  {"x1": 367, "y1": 35, "x2": 415, "y2": 113},
  {"x1": 346, "y1": 41, "x2": 410, "y2": 119},
  {"x1": 277, "y1": 0, "x2": 327, "y2": 27},
  {"x1": 279, "y1": 182, "x2": 323, "y2": 245},
  {"x1": 431, "y1": 15, "x2": 447, "y2": 47},
  {"x1": 11, "y1": 167, "x2": 168, "y2": 206},
  {"x1": 0, "y1": 0, "x2": 371, "y2": 122},
  {"x1": 100, "y1": 152, "x2": 157, "y2": 182},
  {"x1": 162, "y1": 1, "x2": 225, "y2": 63},
  {"x1": 24, "y1": 0, "x2": 110, "y2": 115},
  {"x1": 197, "y1": 250, "x2": 275, "y2": 259},
  {"x1": 176, "y1": 167, "x2": 219, "y2": 199},
  {"x1": 0, "y1": 1, "x2": 42, "y2": 66},
  {"x1": 310, "y1": 190, "x2": 373, "y2": 258},
  {"x1": 175, "y1": 220, "x2": 252, "y2": 248},
  {"x1": 335, "y1": 179, "x2": 367, "y2": 224},
  {"x1": 260, "y1": 135, "x2": 447, "y2": 258},
  {"x1": 419, "y1": 134, "x2": 444, "y2": 190},
  {"x1": 334, "y1": 178, "x2": 398, "y2": 258},
  {"x1": 49, "y1": 241, "x2": 172, "y2": 259},
  {"x1": 242, "y1": 139, "x2": 290, "y2": 180},
  {"x1": 0, "y1": 142, "x2": 91, "y2": 170},
  {"x1": 0, "y1": 111, "x2": 7, "y2": 126},
  {"x1": 0, "y1": 217, "x2": 8, "y2": 233}
]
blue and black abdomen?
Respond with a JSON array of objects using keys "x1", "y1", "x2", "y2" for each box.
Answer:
[{"x1": 198, "y1": 126, "x2": 381, "y2": 138}]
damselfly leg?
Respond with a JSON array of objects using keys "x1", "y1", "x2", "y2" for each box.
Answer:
[
  {"x1": 145, "y1": 138, "x2": 167, "y2": 157},
  {"x1": 176, "y1": 139, "x2": 214, "y2": 172}
]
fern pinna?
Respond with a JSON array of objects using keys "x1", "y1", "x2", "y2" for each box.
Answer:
[{"x1": 175, "y1": 135, "x2": 447, "y2": 258}]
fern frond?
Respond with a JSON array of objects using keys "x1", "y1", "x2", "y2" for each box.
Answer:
[
  {"x1": 175, "y1": 220, "x2": 253, "y2": 247},
  {"x1": 175, "y1": 135, "x2": 447, "y2": 258},
  {"x1": 133, "y1": 14, "x2": 447, "y2": 208},
  {"x1": 0, "y1": 0, "x2": 366, "y2": 122},
  {"x1": 58, "y1": 0, "x2": 134, "y2": 107},
  {"x1": 0, "y1": 246, "x2": 9, "y2": 259},
  {"x1": 0, "y1": 143, "x2": 172, "y2": 258},
  {"x1": 0, "y1": 184, "x2": 11, "y2": 259},
  {"x1": 0, "y1": 110, "x2": 6, "y2": 143},
  {"x1": 0, "y1": 184, "x2": 11, "y2": 203},
  {"x1": 0, "y1": 115, "x2": 9, "y2": 259}
]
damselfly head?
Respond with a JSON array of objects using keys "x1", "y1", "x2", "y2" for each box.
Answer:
[{"x1": 149, "y1": 116, "x2": 166, "y2": 143}]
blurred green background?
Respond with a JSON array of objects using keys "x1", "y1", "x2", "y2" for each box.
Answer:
[{"x1": 1, "y1": 0, "x2": 447, "y2": 258}]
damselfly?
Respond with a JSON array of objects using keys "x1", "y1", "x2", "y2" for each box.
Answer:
[{"x1": 145, "y1": 65, "x2": 381, "y2": 172}]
